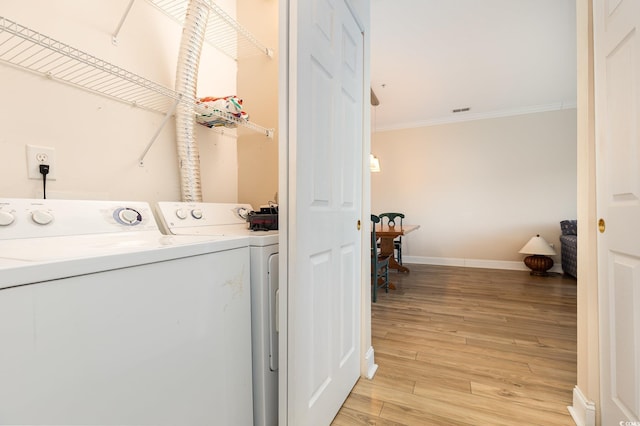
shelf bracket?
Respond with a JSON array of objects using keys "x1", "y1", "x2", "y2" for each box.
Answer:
[
  {"x1": 138, "y1": 95, "x2": 181, "y2": 166},
  {"x1": 112, "y1": 0, "x2": 136, "y2": 45}
]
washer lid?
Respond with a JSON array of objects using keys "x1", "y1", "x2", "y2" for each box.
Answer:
[
  {"x1": 167, "y1": 225, "x2": 279, "y2": 246},
  {"x1": 0, "y1": 233, "x2": 251, "y2": 290}
]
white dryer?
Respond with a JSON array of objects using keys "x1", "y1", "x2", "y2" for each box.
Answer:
[
  {"x1": 0, "y1": 198, "x2": 254, "y2": 426},
  {"x1": 156, "y1": 201, "x2": 279, "y2": 426}
]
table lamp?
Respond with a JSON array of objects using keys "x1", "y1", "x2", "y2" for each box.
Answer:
[{"x1": 519, "y1": 234, "x2": 556, "y2": 276}]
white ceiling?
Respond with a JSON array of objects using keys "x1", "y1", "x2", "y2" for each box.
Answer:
[{"x1": 370, "y1": 0, "x2": 577, "y2": 131}]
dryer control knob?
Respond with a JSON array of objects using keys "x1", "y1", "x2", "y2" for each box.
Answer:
[
  {"x1": 31, "y1": 209, "x2": 53, "y2": 225},
  {"x1": 175, "y1": 209, "x2": 188, "y2": 220},
  {"x1": 118, "y1": 208, "x2": 142, "y2": 225},
  {"x1": 0, "y1": 211, "x2": 15, "y2": 226},
  {"x1": 191, "y1": 209, "x2": 203, "y2": 219}
]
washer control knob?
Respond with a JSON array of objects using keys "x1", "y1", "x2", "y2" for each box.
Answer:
[
  {"x1": 175, "y1": 209, "x2": 188, "y2": 220},
  {"x1": 31, "y1": 209, "x2": 54, "y2": 225},
  {"x1": 0, "y1": 211, "x2": 15, "y2": 226},
  {"x1": 118, "y1": 208, "x2": 142, "y2": 225},
  {"x1": 191, "y1": 209, "x2": 203, "y2": 219}
]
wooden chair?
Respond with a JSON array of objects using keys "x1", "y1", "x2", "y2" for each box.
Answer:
[
  {"x1": 379, "y1": 212, "x2": 405, "y2": 265},
  {"x1": 371, "y1": 214, "x2": 391, "y2": 302}
]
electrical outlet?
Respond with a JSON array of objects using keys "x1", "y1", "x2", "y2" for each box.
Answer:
[{"x1": 26, "y1": 144, "x2": 57, "y2": 180}]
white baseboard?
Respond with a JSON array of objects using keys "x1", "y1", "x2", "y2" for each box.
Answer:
[
  {"x1": 568, "y1": 386, "x2": 596, "y2": 426},
  {"x1": 403, "y1": 255, "x2": 564, "y2": 274},
  {"x1": 363, "y1": 346, "x2": 378, "y2": 379}
]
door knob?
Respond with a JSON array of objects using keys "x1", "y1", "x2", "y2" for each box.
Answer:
[
  {"x1": 598, "y1": 218, "x2": 606, "y2": 233},
  {"x1": 357, "y1": 220, "x2": 361, "y2": 230}
]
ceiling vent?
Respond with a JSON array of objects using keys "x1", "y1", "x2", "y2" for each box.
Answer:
[{"x1": 452, "y1": 107, "x2": 471, "y2": 113}]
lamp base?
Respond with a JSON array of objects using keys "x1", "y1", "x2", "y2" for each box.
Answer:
[{"x1": 523, "y1": 255, "x2": 554, "y2": 276}]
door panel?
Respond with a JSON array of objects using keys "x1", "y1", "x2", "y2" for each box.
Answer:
[
  {"x1": 610, "y1": 258, "x2": 640, "y2": 414},
  {"x1": 309, "y1": 250, "x2": 332, "y2": 404},
  {"x1": 310, "y1": 59, "x2": 333, "y2": 205},
  {"x1": 286, "y1": 0, "x2": 364, "y2": 424},
  {"x1": 339, "y1": 245, "x2": 357, "y2": 363},
  {"x1": 594, "y1": 0, "x2": 640, "y2": 422}
]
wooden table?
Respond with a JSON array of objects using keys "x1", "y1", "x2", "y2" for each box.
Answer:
[{"x1": 374, "y1": 224, "x2": 420, "y2": 273}]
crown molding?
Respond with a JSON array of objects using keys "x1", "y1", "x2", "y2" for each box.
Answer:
[{"x1": 374, "y1": 101, "x2": 578, "y2": 133}]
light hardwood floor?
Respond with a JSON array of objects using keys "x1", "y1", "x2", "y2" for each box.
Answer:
[{"x1": 332, "y1": 264, "x2": 577, "y2": 426}]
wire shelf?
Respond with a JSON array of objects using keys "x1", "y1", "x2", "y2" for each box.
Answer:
[
  {"x1": 147, "y1": 0, "x2": 273, "y2": 60},
  {"x1": 0, "y1": 16, "x2": 273, "y2": 139},
  {"x1": 0, "y1": 16, "x2": 180, "y2": 114},
  {"x1": 195, "y1": 103, "x2": 273, "y2": 137}
]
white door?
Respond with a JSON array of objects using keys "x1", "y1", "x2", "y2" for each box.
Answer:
[
  {"x1": 281, "y1": 0, "x2": 364, "y2": 424},
  {"x1": 594, "y1": 0, "x2": 640, "y2": 423}
]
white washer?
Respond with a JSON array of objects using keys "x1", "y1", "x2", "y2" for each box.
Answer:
[
  {"x1": 0, "y1": 198, "x2": 254, "y2": 426},
  {"x1": 156, "y1": 201, "x2": 279, "y2": 426}
]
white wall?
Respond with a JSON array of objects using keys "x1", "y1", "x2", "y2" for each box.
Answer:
[
  {"x1": 372, "y1": 108, "x2": 577, "y2": 270},
  {"x1": 0, "y1": 0, "x2": 239, "y2": 203},
  {"x1": 237, "y1": 0, "x2": 279, "y2": 210}
]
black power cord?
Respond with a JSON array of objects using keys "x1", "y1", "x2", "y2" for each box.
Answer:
[{"x1": 39, "y1": 164, "x2": 50, "y2": 199}]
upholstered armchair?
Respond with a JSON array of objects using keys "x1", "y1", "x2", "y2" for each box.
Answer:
[{"x1": 559, "y1": 220, "x2": 577, "y2": 278}]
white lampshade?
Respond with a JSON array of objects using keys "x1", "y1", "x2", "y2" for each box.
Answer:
[
  {"x1": 519, "y1": 234, "x2": 556, "y2": 256},
  {"x1": 369, "y1": 154, "x2": 381, "y2": 172}
]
